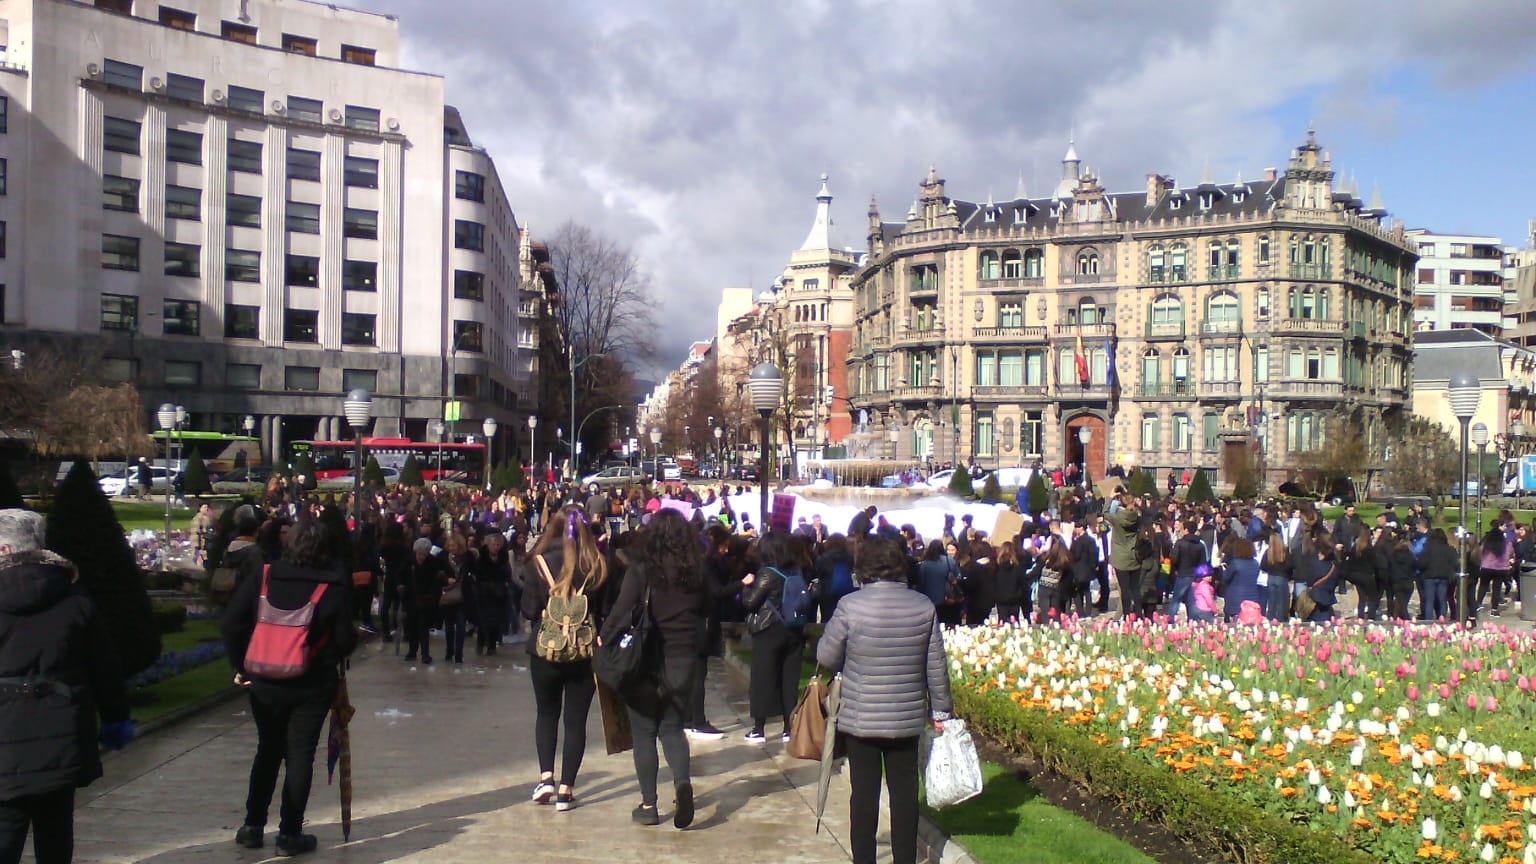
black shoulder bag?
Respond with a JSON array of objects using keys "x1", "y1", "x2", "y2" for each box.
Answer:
[{"x1": 594, "y1": 575, "x2": 652, "y2": 691}]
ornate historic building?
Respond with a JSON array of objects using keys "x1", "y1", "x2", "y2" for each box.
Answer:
[{"x1": 847, "y1": 132, "x2": 1418, "y2": 486}]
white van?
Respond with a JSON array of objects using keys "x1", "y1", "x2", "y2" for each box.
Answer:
[{"x1": 992, "y1": 466, "x2": 1036, "y2": 489}]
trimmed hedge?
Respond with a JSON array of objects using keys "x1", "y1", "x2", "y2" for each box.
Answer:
[{"x1": 953, "y1": 683, "x2": 1378, "y2": 864}]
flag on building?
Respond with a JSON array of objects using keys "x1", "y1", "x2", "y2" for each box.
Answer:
[
  {"x1": 1074, "y1": 333, "x2": 1089, "y2": 385},
  {"x1": 1104, "y1": 333, "x2": 1117, "y2": 389}
]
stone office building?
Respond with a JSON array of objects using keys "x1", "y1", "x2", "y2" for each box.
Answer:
[
  {"x1": 847, "y1": 132, "x2": 1418, "y2": 487},
  {"x1": 0, "y1": 0, "x2": 532, "y2": 464}
]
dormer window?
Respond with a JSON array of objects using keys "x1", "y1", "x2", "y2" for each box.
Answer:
[
  {"x1": 1198, "y1": 193, "x2": 1214, "y2": 210},
  {"x1": 1014, "y1": 207, "x2": 1025, "y2": 222},
  {"x1": 1170, "y1": 197, "x2": 1183, "y2": 210},
  {"x1": 1232, "y1": 190, "x2": 1246, "y2": 204},
  {"x1": 984, "y1": 209, "x2": 996, "y2": 223}
]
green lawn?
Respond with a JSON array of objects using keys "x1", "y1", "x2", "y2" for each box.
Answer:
[
  {"x1": 161, "y1": 618, "x2": 220, "y2": 653},
  {"x1": 131, "y1": 662, "x2": 236, "y2": 724},
  {"x1": 926, "y1": 762, "x2": 1156, "y2": 864},
  {"x1": 111, "y1": 500, "x2": 195, "y2": 533}
]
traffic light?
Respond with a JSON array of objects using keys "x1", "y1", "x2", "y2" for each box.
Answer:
[{"x1": 823, "y1": 385, "x2": 835, "y2": 405}]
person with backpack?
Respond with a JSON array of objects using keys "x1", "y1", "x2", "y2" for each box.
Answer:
[
  {"x1": 222, "y1": 517, "x2": 357, "y2": 856},
  {"x1": 520, "y1": 506, "x2": 609, "y2": 812},
  {"x1": 602, "y1": 509, "x2": 710, "y2": 828},
  {"x1": 740, "y1": 531, "x2": 814, "y2": 744},
  {"x1": 812, "y1": 533, "x2": 856, "y2": 622}
]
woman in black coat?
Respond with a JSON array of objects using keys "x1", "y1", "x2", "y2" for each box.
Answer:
[
  {"x1": 740, "y1": 531, "x2": 811, "y2": 745},
  {"x1": 962, "y1": 539, "x2": 997, "y2": 625},
  {"x1": 472, "y1": 531, "x2": 512, "y2": 655},
  {"x1": 992, "y1": 541, "x2": 1028, "y2": 623},
  {"x1": 1387, "y1": 531, "x2": 1418, "y2": 620}
]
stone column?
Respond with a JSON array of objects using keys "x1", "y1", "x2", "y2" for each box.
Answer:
[
  {"x1": 201, "y1": 115, "x2": 229, "y2": 330},
  {"x1": 378, "y1": 140, "x2": 404, "y2": 353},
  {"x1": 261, "y1": 126, "x2": 288, "y2": 345}
]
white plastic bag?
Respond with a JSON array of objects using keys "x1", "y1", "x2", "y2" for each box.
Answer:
[{"x1": 921, "y1": 719, "x2": 984, "y2": 808}]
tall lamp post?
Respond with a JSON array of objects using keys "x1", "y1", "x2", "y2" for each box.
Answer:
[
  {"x1": 1448, "y1": 373, "x2": 1481, "y2": 624},
  {"x1": 482, "y1": 417, "x2": 498, "y2": 489},
  {"x1": 649, "y1": 427, "x2": 662, "y2": 479},
  {"x1": 714, "y1": 426, "x2": 723, "y2": 471},
  {"x1": 527, "y1": 415, "x2": 537, "y2": 475},
  {"x1": 156, "y1": 403, "x2": 177, "y2": 550},
  {"x1": 747, "y1": 363, "x2": 783, "y2": 531},
  {"x1": 343, "y1": 390, "x2": 372, "y2": 528},
  {"x1": 1472, "y1": 422, "x2": 1490, "y2": 542},
  {"x1": 1078, "y1": 425, "x2": 1093, "y2": 488},
  {"x1": 431, "y1": 420, "x2": 445, "y2": 483}
]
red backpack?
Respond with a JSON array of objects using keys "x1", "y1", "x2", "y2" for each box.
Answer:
[{"x1": 244, "y1": 565, "x2": 329, "y2": 680}]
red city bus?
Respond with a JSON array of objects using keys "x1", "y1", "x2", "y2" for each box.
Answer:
[{"x1": 291, "y1": 438, "x2": 488, "y2": 485}]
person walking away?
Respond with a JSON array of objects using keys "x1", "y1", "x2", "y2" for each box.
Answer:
[
  {"x1": 915, "y1": 541, "x2": 950, "y2": 610},
  {"x1": 473, "y1": 531, "x2": 511, "y2": 655},
  {"x1": 603, "y1": 510, "x2": 708, "y2": 828},
  {"x1": 221, "y1": 505, "x2": 265, "y2": 594},
  {"x1": 222, "y1": 517, "x2": 356, "y2": 856},
  {"x1": 1299, "y1": 532, "x2": 1342, "y2": 623},
  {"x1": 685, "y1": 526, "x2": 736, "y2": 741},
  {"x1": 1166, "y1": 520, "x2": 1207, "y2": 621},
  {"x1": 400, "y1": 539, "x2": 448, "y2": 664},
  {"x1": 1417, "y1": 528, "x2": 1456, "y2": 621},
  {"x1": 377, "y1": 522, "x2": 408, "y2": 642},
  {"x1": 1035, "y1": 535, "x2": 1072, "y2": 620},
  {"x1": 520, "y1": 507, "x2": 608, "y2": 811},
  {"x1": 740, "y1": 531, "x2": 812, "y2": 744},
  {"x1": 1475, "y1": 524, "x2": 1513, "y2": 616},
  {"x1": 190, "y1": 503, "x2": 216, "y2": 567},
  {"x1": 0, "y1": 510, "x2": 132, "y2": 864},
  {"x1": 817, "y1": 536, "x2": 952, "y2": 864},
  {"x1": 1220, "y1": 537, "x2": 1263, "y2": 622},
  {"x1": 1068, "y1": 522, "x2": 1098, "y2": 617},
  {"x1": 1106, "y1": 494, "x2": 1140, "y2": 616},
  {"x1": 812, "y1": 534, "x2": 856, "y2": 623},
  {"x1": 1258, "y1": 530, "x2": 1293, "y2": 622},
  {"x1": 962, "y1": 539, "x2": 997, "y2": 625},
  {"x1": 992, "y1": 541, "x2": 1028, "y2": 623},
  {"x1": 349, "y1": 513, "x2": 381, "y2": 633},
  {"x1": 1387, "y1": 529, "x2": 1418, "y2": 620},
  {"x1": 1337, "y1": 525, "x2": 1375, "y2": 619}
]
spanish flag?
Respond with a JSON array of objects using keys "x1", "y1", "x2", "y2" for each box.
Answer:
[{"x1": 1074, "y1": 332, "x2": 1089, "y2": 385}]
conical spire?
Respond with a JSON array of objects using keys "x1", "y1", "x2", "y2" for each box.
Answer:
[
  {"x1": 1367, "y1": 181, "x2": 1384, "y2": 212},
  {"x1": 1015, "y1": 172, "x2": 1028, "y2": 200},
  {"x1": 1200, "y1": 157, "x2": 1212, "y2": 185},
  {"x1": 798, "y1": 173, "x2": 839, "y2": 251}
]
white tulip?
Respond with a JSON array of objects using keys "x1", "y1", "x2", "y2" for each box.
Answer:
[
  {"x1": 1317, "y1": 785, "x2": 1332, "y2": 805},
  {"x1": 1411, "y1": 753, "x2": 1425, "y2": 770},
  {"x1": 1450, "y1": 785, "x2": 1463, "y2": 802},
  {"x1": 1351, "y1": 690, "x2": 1364, "y2": 705},
  {"x1": 1427, "y1": 702, "x2": 1441, "y2": 718},
  {"x1": 1412, "y1": 771, "x2": 1423, "y2": 787},
  {"x1": 1308, "y1": 768, "x2": 1323, "y2": 787},
  {"x1": 1509, "y1": 751, "x2": 1525, "y2": 770},
  {"x1": 1482, "y1": 842, "x2": 1496, "y2": 862},
  {"x1": 1343, "y1": 790, "x2": 1357, "y2": 808},
  {"x1": 1350, "y1": 748, "x2": 1365, "y2": 767},
  {"x1": 1422, "y1": 817, "x2": 1438, "y2": 842},
  {"x1": 1490, "y1": 745, "x2": 1506, "y2": 765},
  {"x1": 1480, "y1": 779, "x2": 1494, "y2": 800}
]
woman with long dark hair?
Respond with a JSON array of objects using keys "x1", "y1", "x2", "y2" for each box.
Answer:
[
  {"x1": 993, "y1": 541, "x2": 1027, "y2": 623},
  {"x1": 603, "y1": 509, "x2": 710, "y2": 828},
  {"x1": 1476, "y1": 522, "x2": 1513, "y2": 616},
  {"x1": 740, "y1": 531, "x2": 810, "y2": 744},
  {"x1": 520, "y1": 505, "x2": 609, "y2": 811}
]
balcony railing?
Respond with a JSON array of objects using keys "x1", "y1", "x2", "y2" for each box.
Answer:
[
  {"x1": 1146, "y1": 320, "x2": 1186, "y2": 340},
  {"x1": 1212, "y1": 264, "x2": 1241, "y2": 280},
  {"x1": 894, "y1": 328, "x2": 942, "y2": 347},
  {"x1": 972, "y1": 325, "x2": 1048, "y2": 342},
  {"x1": 1136, "y1": 381, "x2": 1196, "y2": 399},
  {"x1": 1272, "y1": 318, "x2": 1347, "y2": 335},
  {"x1": 973, "y1": 384, "x2": 1050, "y2": 400},
  {"x1": 891, "y1": 384, "x2": 942, "y2": 401},
  {"x1": 1267, "y1": 378, "x2": 1344, "y2": 400},
  {"x1": 1200, "y1": 318, "x2": 1243, "y2": 336},
  {"x1": 1288, "y1": 264, "x2": 1333, "y2": 279},
  {"x1": 1349, "y1": 321, "x2": 1368, "y2": 339},
  {"x1": 1053, "y1": 322, "x2": 1117, "y2": 338},
  {"x1": 1198, "y1": 380, "x2": 1244, "y2": 399}
]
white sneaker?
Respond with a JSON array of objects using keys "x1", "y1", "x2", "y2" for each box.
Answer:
[
  {"x1": 743, "y1": 730, "x2": 766, "y2": 745},
  {"x1": 685, "y1": 724, "x2": 726, "y2": 741},
  {"x1": 532, "y1": 781, "x2": 555, "y2": 804}
]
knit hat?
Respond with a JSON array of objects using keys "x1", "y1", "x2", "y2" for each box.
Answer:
[{"x1": 413, "y1": 538, "x2": 433, "y2": 554}]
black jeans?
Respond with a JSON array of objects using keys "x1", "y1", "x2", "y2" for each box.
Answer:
[
  {"x1": 748, "y1": 625, "x2": 802, "y2": 728},
  {"x1": 1476, "y1": 568, "x2": 1509, "y2": 612},
  {"x1": 0, "y1": 787, "x2": 73, "y2": 864},
  {"x1": 379, "y1": 579, "x2": 400, "y2": 637},
  {"x1": 687, "y1": 655, "x2": 709, "y2": 728},
  {"x1": 628, "y1": 655, "x2": 694, "y2": 807},
  {"x1": 844, "y1": 734, "x2": 919, "y2": 864},
  {"x1": 443, "y1": 604, "x2": 467, "y2": 662},
  {"x1": 245, "y1": 678, "x2": 337, "y2": 836},
  {"x1": 404, "y1": 605, "x2": 433, "y2": 660},
  {"x1": 1115, "y1": 563, "x2": 1139, "y2": 616},
  {"x1": 528, "y1": 656, "x2": 596, "y2": 788}
]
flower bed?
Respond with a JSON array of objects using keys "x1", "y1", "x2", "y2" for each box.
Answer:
[{"x1": 947, "y1": 618, "x2": 1536, "y2": 864}]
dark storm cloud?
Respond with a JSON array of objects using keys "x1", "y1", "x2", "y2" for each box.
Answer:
[{"x1": 349, "y1": 0, "x2": 1536, "y2": 375}]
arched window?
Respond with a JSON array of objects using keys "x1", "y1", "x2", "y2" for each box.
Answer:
[
  {"x1": 1150, "y1": 294, "x2": 1183, "y2": 337},
  {"x1": 1077, "y1": 249, "x2": 1099, "y2": 275},
  {"x1": 979, "y1": 250, "x2": 1000, "y2": 281},
  {"x1": 1001, "y1": 250, "x2": 1022, "y2": 278},
  {"x1": 1206, "y1": 291, "x2": 1240, "y2": 332},
  {"x1": 1141, "y1": 349, "x2": 1161, "y2": 392},
  {"x1": 1023, "y1": 249, "x2": 1043, "y2": 278},
  {"x1": 1169, "y1": 244, "x2": 1188, "y2": 281},
  {"x1": 1148, "y1": 245, "x2": 1166, "y2": 283},
  {"x1": 1077, "y1": 299, "x2": 1101, "y2": 325},
  {"x1": 1172, "y1": 347, "x2": 1191, "y2": 388}
]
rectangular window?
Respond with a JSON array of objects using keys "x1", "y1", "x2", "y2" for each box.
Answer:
[
  {"x1": 453, "y1": 320, "x2": 483, "y2": 352},
  {"x1": 100, "y1": 293, "x2": 138, "y2": 331},
  {"x1": 225, "y1": 305, "x2": 259, "y2": 339},
  {"x1": 285, "y1": 201, "x2": 320, "y2": 234},
  {"x1": 454, "y1": 373, "x2": 483, "y2": 399},
  {"x1": 284, "y1": 309, "x2": 318, "y2": 343},
  {"x1": 284, "y1": 366, "x2": 321, "y2": 391},
  {"x1": 974, "y1": 353, "x2": 997, "y2": 387},
  {"x1": 226, "y1": 362, "x2": 261, "y2": 388},
  {"x1": 225, "y1": 249, "x2": 260, "y2": 282},
  {"x1": 344, "y1": 105, "x2": 380, "y2": 132},
  {"x1": 453, "y1": 270, "x2": 484, "y2": 300},
  {"x1": 285, "y1": 254, "x2": 319, "y2": 287},
  {"x1": 454, "y1": 220, "x2": 484, "y2": 251},
  {"x1": 1255, "y1": 346, "x2": 1269, "y2": 382},
  {"x1": 226, "y1": 193, "x2": 261, "y2": 228},
  {"x1": 103, "y1": 116, "x2": 141, "y2": 154},
  {"x1": 103, "y1": 175, "x2": 139, "y2": 212},
  {"x1": 165, "y1": 128, "x2": 203, "y2": 165},
  {"x1": 0, "y1": 158, "x2": 7, "y2": 198},
  {"x1": 159, "y1": 6, "x2": 196, "y2": 29},
  {"x1": 1258, "y1": 235, "x2": 1271, "y2": 263},
  {"x1": 227, "y1": 85, "x2": 264, "y2": 113},
  {"x1": 1418, "y1": 268, "x2": 1434, "y2": 284},
  {"x1": 103, "y1": 59, "x2": 143, "y2": 90},
  {"x1": 998, "y1": 302, "x2": 1023, "y2": 328},
  {"x1": 0, "y1": 96, "x2": 7, "y2": 133},
  {"x1": 282, "y1": 34, "x2": 318, "y2": 56},
  {"x1": 222, "y1": 21, "x2": 258, "y2": 44},
  {"x1": 341, "y1": 45, "x2": 376, "y2": 66},
  {"x1": 101, "y1": 234, "x2": 140, "y2": 271},
  {"x1": 1174, "y1": 415, "x2": 1193, "y2": 451},
  {"x1": 341, "y1": 313, "x2": 376, "y2": 346},
  {"x1": 999, "y1": 352, "x2": 1023, "y2": 386},
  {"x1": 286, "y1": 96, "x2": 322, "y2": 123},
  {"x1": 286, "y1": 147, "x2": 321, "y2": 182},
  {"x1": 343, "y1": 208, "x2": 377, "y2": 239},
  {"x1": 1203, "y1": 413, "x2": 1219, "y2": 451},
  {"x1": 1141, "y1": 415, "x2": 1159, "y2": 451},
  {"x1": 1024, "y1": 350, "x2": 1045, "y2": 386},
  {"x1": 455, "y1": 171, "x2": 486, "y2": 202},
  {"x1": 162, "y1": 299, "x2": 200, "y2": 336},
  {"x1": 975, "y1": 413, "x2": 995, "y2": 458},
  {"x1": 164, "y1": 242, "x2": 200, "y2": 277},
  {"x1": 342, "y1": 260, "x2": 377, "y2": 292},
  {"x1": 228, "y1": 138, "x2": 262, "y2": 173},
  {"x1": 342, "y1": 369, "x2": 378, "y2": 393},
  {"x1": 165, "y1": 184, "x2": 201, "y2": 220},
  {"x1": 102, "y1": 358, "x2": 137, "y2": 383},
  {"x1": 1323, "y1": 351, "x2": 1339, "y2": 379},
  {"x1": 343, "y1": 156, "x2": 378, "y2": 188},
  {"x1": 165, "y1": 73, "x2": 204, "y2": 102},
  {"x1": 0, "y1": 223, "x2": 5, "y2": 258}
]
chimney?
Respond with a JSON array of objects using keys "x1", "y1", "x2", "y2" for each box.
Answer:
[
  {"x1": 1145, "y1": 173, "x2": 1166, "y2": 208},
  {"x1": 1264, "y1": 167, "x2": 1278, "y2": 182}
]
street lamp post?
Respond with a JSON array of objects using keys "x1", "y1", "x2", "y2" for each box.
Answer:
[
  {"x1": 649, "y1": 427, "x2": 662, "y2": 479},
  {"x1": 747, "y1": 363, "x2": 783, "y2": 531},
  {"x1": 527, "y1": 415, "x2": 537, "y2": 477},
  {"x1": 1078, "y1": 425, "x2": 1093, "y2": 488},
  {"x1": 482, "y1": 417, "x2": 498, "y2": 490},
  {"x1": 714, "y1": 426, "x2": 722, "y2": 471},
  {"x1": 431, "y1": 420, "x2": 445, "y2": 483},
  {"x1": 156, "y1": 404, "x2": 177, "y2": 551},
  {"x1": 1473, "y1": 422, "x2": 1490, "y2": 543},
  {"x1": 1448, "y1": 373, "x2": 1481, "y2": 624},
  {"x1": 343, "y1": 390, "x2": 373, "y2": 528},
  {"x1": 174, "y1": 405, "x2": 187, "y2": 505}
]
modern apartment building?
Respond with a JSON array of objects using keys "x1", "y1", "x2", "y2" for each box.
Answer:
[
  {"x1": 847, "y1": 132, "x2": 1418, "y2": 487},
  {"x1": 0, "y1": 0, "x2": 531, "y2": 464},
  {"x1": 1405, "y1": 229, "x2": 1509, "y2": 335}
]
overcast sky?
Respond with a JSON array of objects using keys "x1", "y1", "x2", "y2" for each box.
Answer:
[{"x1": 352, "y1": 0, "x2": 1536, "y2": 376}]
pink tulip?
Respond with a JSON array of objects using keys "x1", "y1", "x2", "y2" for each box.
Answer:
[
  {"x1": 1450, "y1": 670, "x2": 1461, "y2": 687},
  {"x1": 1467, "y1": 692, "x2": 1480, "y2": 710},
  {"x1": 1257, "y1": 658, "x2": 1269, "y2": 673},
  {"x1": 1486, "y1": 696, "x2": 1499, "y2": 711},
  {"x1": 1296, "y1": 666, "x2": 1305, "y2": 680},
  {"x1": 1519, "y1": 676, "x2": 1531, "y2": 691},
  {"x1": 1407, "y1": 684, "x2": 1420, "y2": 701},
  {"x1": 1328, "y1": 661, "x2": 1341, "y2": 676},
  {"x1": 1440, "y1": 683, "x2": 1453, "y2": 699},
  {"x1": 1395, "y1": 663, "x2": 1410, "y2": 679},
  {"x1": 1472, "y1": 658, "x2": 1483, "y2": 672}
]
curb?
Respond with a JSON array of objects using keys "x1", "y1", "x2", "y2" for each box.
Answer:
[
  {"x1": 135, "y1": 684, "x2": 244, "y2": 739},
  {"x1": 721, "y1": 641, "x2": 980, "y2": 864}
]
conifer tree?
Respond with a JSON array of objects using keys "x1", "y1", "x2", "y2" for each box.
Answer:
[
  {"x1": 1025, "y1": 472, "x2": 1050, "y2": 514},
  {"x1": 362, "y1": 455, "x2": 385, "y2": 488},
  {"x1": 979, "y1": 472, "x2": 1003, "y2": 503},
  {"x1": 948, "y1": 467, "x2": 975, "y2": 498},
  {"x1": 0, "y1": 461, "x2": 24, "y2": 509},
  {"x1": 181, "y1": 448, "x2": 212, "y2": 496},
  {"x1": 1186, "y1": 468, "x2": 1215, "y2": 503},
  {"x1": 400, "y1": 454, "x2": 424, "y2": 487}
]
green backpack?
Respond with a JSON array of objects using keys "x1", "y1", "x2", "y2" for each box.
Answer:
[{"x1": 534, "y1": 555, "x2": 595, "y2": 663}]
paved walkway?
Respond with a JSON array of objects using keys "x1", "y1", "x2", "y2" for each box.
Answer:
[{"x1": 72, "y1": 637, "x2": 888, "y2": 863}]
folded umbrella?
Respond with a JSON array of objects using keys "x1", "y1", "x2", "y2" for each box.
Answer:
[
  {"x1": 327, "y1": 675, "x2": 357, "y2": 841},
  {"x1": 814, "y1": 675, "x2": 842, "y2": 834}
]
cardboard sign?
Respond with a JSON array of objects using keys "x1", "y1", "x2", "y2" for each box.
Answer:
[
  {"x1": 769, "y1": 493, "x2": 797, "y2": 534},
  {"x1": 991, "y1": 510, "x2": 1025, "y2": 544}
]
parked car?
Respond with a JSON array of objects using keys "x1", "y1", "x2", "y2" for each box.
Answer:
[
  {"x1": 660, "y1": 462, "x2": 682, "y2": 482},
  {"x1": 732, "y1": 464, "x2": 759, "y2": 482},
  {"x1": 580, "y1": 466, "x2": 644, "y2": 494},
  {"x1": 98, "y1": 472, "x2": 131, "y2": 497}
]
